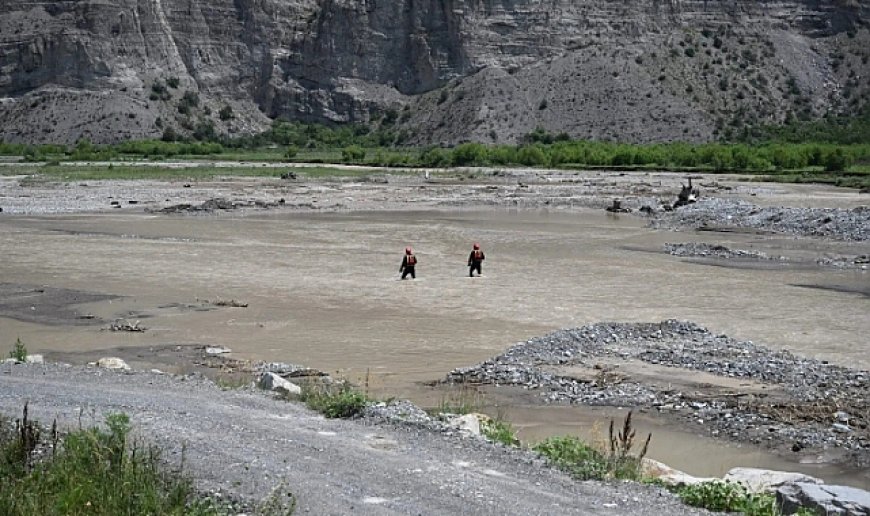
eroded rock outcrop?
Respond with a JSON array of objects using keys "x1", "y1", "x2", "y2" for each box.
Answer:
[{"x1": 1, "y1": 0, "x2": 867, "y2": 144}]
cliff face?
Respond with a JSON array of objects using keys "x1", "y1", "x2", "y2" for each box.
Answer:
[{"x1": 0, "y1": 0, "x2": 867, "y2": 144}]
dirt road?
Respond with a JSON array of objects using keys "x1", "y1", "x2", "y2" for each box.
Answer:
[{"x1": 0, "y1": 363, "x2": 699, "y2": 515}]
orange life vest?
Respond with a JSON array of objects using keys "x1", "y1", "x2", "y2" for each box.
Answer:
[
  {"x1": 472, "y1": 250, "x2": 483, "y2": 261},
  {"x1": 406, "y1": 254, "x2": 417, "y2": 266}
]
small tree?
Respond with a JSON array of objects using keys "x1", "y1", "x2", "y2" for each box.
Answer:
[
  {"x1": 285, "y1": 145, "x2": 299, "y2": 159},
  {"x1": 161, "y1": 126, "x2": 178, "y2": 142},
  {"x1": 218, "y1": 105, "x2": 234, "y2": 121},
  {"x1": 341, "y1": 145, "x2": 366, "y2": 162},
  {"x1": 9, "y1": 338, "x2": 27, "y2": 362},
  {"x1": 823, "y1": 148, "x2": 849, "y2": 172}
]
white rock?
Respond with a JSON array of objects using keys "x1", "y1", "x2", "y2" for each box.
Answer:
[
  {"x1": 832, "y1": 423, "x2": 853, "y2": 434},
  {"x1": 445, "y1": 413, "x2": 488, "y2": 436},
  {"x1": 205, "y1": 346, "x2": 232, "y2": 355},
  {"x1": 25, "y1": 354, "x2": 44, "y2": 364},
  {"x1": 92, "y1": 357, "x2": 131, "y2": 370},
  {"x1": 641, "y1": 458, "x2": 715, "y2": 486},
  {"x1": 724, "y1": 467, "x2": 823, "y2": 494},
  {"x1": 257, "y1": 372, "x2": 301, "y2": 395}
]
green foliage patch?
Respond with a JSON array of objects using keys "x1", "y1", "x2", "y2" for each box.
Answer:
[
  {"x1": 7, "y1": 338, "x2": 27, "y2": 362},
  {"x1": 533, "y1": 411, "x2": 651, "y2": 481},
  {"x1": 675, "y1": 480, "x2": 779, "y2": 516},
  {"x1": 0, "y1": 408, "x2": 232, "y2": 515},
  {"x1": 297, "y1": 383, "x2": 370, "y2": 419}
]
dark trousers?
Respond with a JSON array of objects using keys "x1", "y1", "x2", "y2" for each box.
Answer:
[
  {"x1": 402, "y1": 266, "x2": 416, "y2": 279},
  {"x1": 469, "y1": 262, "x2": 482, "y2": 277}
]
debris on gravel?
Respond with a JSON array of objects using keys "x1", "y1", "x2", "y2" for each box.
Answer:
[
  {"x1": 664, "y1": 242, "x2": 782, "y2": 261},
  {"x1": 151, "y1": 197, "x2": 287, "y2": 214},
  {"x1": 651, "y1": 198, "x2": 870, "y2": 241},
  {"x1": 446, "y1": 320, "x2": 870, "y2": 468},
  {"x1": 816, "y1": 254, "x2": 870, "y2": 269}
]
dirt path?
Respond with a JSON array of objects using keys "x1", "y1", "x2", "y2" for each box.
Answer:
[{"x1": 0, "y1": 363, "x2": 700, "y2": 515}]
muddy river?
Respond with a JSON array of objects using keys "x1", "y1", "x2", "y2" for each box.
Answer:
[{"x1": 1, "y1": 208, "x2": 868, "y2": 485}]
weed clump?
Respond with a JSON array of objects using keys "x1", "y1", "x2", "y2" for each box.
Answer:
[
  {"x1": 675, "y1": 480, "x2": 779, "y2": 515},
  {"x1": 0, "y1": 407, "x2": 230, "y2": 515},
  {"x1": 533, "y1": 411, "x2": 651, "y2": 481},
  {"x1": 298, "y1": 382, "x2": 370, "y2": 419},
  {"x1": 480, "y1": 418, "x2": 519, "y2": 447},
  {"x1": 7, "y1": 338, "x2": 27, "y2": 362}
]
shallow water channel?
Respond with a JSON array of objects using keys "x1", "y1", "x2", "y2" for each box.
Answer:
[{"x1": 1, "y1": 209, "x2": 868, "y2": 486}]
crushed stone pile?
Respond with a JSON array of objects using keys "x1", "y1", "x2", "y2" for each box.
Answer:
[{"x1": 652, "y1": 199, "x2": 870, "y2": 241}]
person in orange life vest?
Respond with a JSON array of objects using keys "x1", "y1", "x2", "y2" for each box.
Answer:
[
  {"x1": 467, "y1": 243, "x2": 485, "y2": 277},
  {"x1": 400, "y1": 246, "x2": 418, "y2": 279}
]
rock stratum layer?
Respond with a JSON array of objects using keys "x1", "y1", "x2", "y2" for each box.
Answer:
[{"x1": 1, "y1": 0, "x2": 868, "y2": 144}]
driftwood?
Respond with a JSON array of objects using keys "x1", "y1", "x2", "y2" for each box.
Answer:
[
  {"x1": 209, "y1": 299, "x2": 249, "y2": 308},
  {"x1": 109, "y1": 319, "x2": 145, "y2": 332},
  {"x1": 673, "y1": 177, "x2": 701, "y2": 208},
  {"x1": 605, "y1": 199, "x2": 632, "y2": 213}
]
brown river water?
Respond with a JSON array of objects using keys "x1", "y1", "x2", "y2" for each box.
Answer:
[{"x1": 1, "y1": 209, "x2": 868, "y2": 486}]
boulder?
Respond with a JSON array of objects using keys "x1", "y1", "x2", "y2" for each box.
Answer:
[
  {"x1": 257, "y1": 372, "x2": 301, "y2": 395},
  {"x1": 92, "y1": 357, "x2": 130, "y2": 370},
  {"x1": 641, "y1": 458, "x2": 714, "y2": 486},
  {"x1": 445, "y1": 413, "x2": 491, "y2": 436},
  {"x1": 777, "y1": 482, "x2": 870, "y2": 515},
  {"x1": 25, "y1": 354, "x2": 44, "y2": 364},
  {"x1": 724, "y1": 467, "x2": 823, "y2": 494}
]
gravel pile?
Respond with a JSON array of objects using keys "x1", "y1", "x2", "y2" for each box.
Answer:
[
  {"x1": 816, "y1": 254, "x2": 870, "y2": 268},
  {"x1": 446, "y1": 320, "x2": 870, "y2": 467},
  {"x1": 652, "y1": 199, "x2": 870, "y2": 241},
  {"x1": 664, "y1": 242, "x2": 781, "y2": 260}
]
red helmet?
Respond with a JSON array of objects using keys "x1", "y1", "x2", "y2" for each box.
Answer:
[
  {"x1": 473, "y1": 243, "x2": 480, "y2": 250},
  {"x1": 405, "y1": 247, "x2": 413, "y2": 254}
]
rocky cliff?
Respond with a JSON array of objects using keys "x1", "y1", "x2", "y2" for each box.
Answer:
[{"x1": 0, "y1": 0, "x2": 867, "y2": 145}]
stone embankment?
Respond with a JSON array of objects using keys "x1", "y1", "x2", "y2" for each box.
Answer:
[{"x1": 446, "y1": 320, "x2": 870, "y2": 468}]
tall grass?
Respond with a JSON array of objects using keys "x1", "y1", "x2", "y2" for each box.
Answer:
[
  {"x1": 0, "y1": 406, "x2": 234, "y2": 515},
  {"x1": 533, "y1": 411, "x2": 651, "y2": 481}
]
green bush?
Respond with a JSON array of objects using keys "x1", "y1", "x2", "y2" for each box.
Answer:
[
  {"x1": 823, "y1": 148, "x2": 849, "y2": 172},
  {"x1": 218, "y1": 105, "x2": 234, "y2": 121},
  {"x1": 675, "y1": 480, "x2": 778, "y2": 515},
  {"x1": 0, "y1": 410, "x2": 224, "y2": 516},
  {"x1": 534, "y1": 412, "x2": 651, "y2": 481},
  {"x1": 341, "y1": 145, "x2": 366, "y2": 162},
  {"x1": 420, "y1": 147, "x2": 450, "y2": 167},
  {"x1": 481, "y1": 418, "x2": 519, "y2": 447},
  {"x1": 451, "y1": 142, "x2": 488, "y2": 166},
  {"x1": 533, "y1": 436, "x2": 608, "y2": 480},
  {"x1": 7, "y1": 338, "x2": 27, "y2": 362},
  {"x1": 299, "y1": 383, "x2": 369, "y2": 418}
]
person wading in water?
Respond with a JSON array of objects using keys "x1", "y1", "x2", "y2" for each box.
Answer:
[
  {"x1": 467, "y1": 243, "x2": 485, "y2": 277},
  {"x1": 400, "y1": 247, "x2": 418, "y2": 279}
]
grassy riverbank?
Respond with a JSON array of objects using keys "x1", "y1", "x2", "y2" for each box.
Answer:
[{"x1": 2, "y1": 116, "x2": 869, "y2": 188}]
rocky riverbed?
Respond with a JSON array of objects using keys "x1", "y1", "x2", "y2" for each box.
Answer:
[
  {"x1": 445, "y1": 320, "x2": 870, "y2": 469},
  {"x1": 650, "y1": 198, "x2": 870, "y2": 241}
]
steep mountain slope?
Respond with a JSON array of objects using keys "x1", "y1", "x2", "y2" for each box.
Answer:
[{"x1": 0, "y1": 0, "x2": 867, "y2": 144}]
